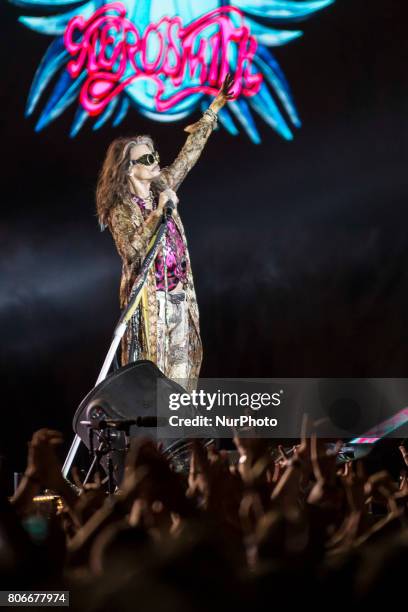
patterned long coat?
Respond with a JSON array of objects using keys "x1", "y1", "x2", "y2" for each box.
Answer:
[{"x1": 107, "y1": 115, "x2": 217, "y2": 382}]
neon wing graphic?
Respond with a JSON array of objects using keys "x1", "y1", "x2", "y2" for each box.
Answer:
[{"x1": 9, "y1": 0, "x2": 335, "y2": 141}]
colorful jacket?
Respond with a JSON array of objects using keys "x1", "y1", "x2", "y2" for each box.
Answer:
[{"x1": 107, "y1": 114, "x2": 217, "y2": 382}]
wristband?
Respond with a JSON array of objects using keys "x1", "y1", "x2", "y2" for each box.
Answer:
[{"x1": 203, "y1": 108, "x2": 218, "y2": 123}]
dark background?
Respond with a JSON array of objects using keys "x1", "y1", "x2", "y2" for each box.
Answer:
[{"x1": 1, "y1": 0, "x2": 407, "y2": 471}]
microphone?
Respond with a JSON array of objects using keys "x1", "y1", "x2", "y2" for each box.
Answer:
[{"x1": 165, "y1": 199, "x2": 175, "y2": 218}]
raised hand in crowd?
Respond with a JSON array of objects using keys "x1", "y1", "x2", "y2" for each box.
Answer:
[
  {"x1": 11, "y1": 428, "x2": 77, "y2": 516},
  {"x1": 188, "y1": 440, "x2": 243, "y2": 531}
]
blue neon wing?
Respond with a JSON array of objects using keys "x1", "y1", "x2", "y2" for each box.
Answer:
[
  {"x1": 35, "y1": 70, "x2": 86, "y2": 131},
  {"x1": 233, "y1": 0, "x2": 334, "y2": 21},
  {"x1": 25, "y1": 36, "x2": 70, "y2": 116},
  {"x1": 112, "y1": 97, "x2": 130, "y2": 127},
  {"x1": 70, "y1": 105, "x2": 89, "y2": 137},
  {"x1": 11, "y1": 0, "x2": 335, "y2": 140},
  {"x1": 18, "y1": 1, "x2": 99, "y2": 35},
  {"x1": 9, "y1": 0, "x2": 89, "y2": 6}
]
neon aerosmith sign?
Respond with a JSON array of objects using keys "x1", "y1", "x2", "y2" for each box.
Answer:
[
  {"x1": 11, "y1": 0, "x2": 335, "y2": 142},
  {"x1": 64, "y1": 3, "x2": 262, "y2": 116}
]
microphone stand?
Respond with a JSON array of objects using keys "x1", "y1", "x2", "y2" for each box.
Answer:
[{"x1": 62, "y1": 203, "x2": 174, "y2": 479}]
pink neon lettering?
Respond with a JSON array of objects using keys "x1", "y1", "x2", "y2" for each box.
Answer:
[{"x1": 63, "y1": 2, "x2": 263, "y2": 116}]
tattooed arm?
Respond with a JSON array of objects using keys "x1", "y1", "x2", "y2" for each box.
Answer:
[{"x1": 154, "y1": 74, "x2": 235, "y2": 193}]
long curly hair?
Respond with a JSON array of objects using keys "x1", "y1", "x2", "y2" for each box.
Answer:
[{"x1": 96, "y1": 135, "x2": 154, "y2": 229}]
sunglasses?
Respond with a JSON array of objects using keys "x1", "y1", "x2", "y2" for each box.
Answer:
[{"x1": 130, "y1": 150, "x2": 160, "y2": 166}]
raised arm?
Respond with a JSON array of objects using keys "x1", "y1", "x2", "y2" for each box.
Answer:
[
  {"x1": 155, "y1": 74, "x2": 235, "y2": 193},
  {"x1": 157, "y1": 116, "x2": 216, "y2": 193}
]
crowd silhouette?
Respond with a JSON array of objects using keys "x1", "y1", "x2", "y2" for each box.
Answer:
[{"x1": 1, "y1": 423, "x2": 408, "y2": 610}]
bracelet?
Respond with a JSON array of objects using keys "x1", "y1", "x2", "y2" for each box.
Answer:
[{"x1": 203, "y1": 108, "x2": 218, "y2": 123}]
